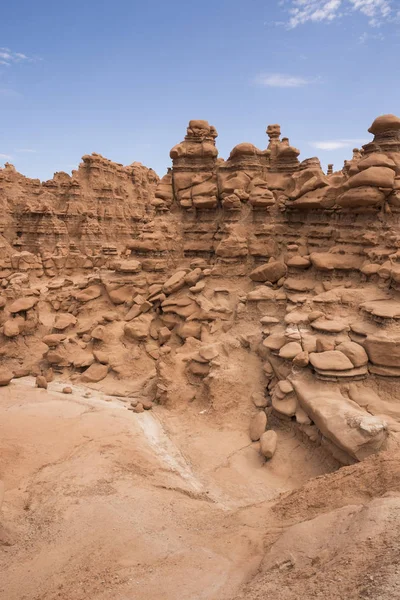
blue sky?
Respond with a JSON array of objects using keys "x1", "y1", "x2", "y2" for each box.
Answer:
[{"x1": 1, "y1": 0, "x2": 400, "y2": 180}]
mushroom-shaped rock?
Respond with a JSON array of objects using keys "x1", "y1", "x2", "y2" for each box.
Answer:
[
  {"x1": 249, "y1": 411, "x2": 267, "y2": 441},
  {"x1": 228, "y1": 143, "x2": 262, "y2": 161},
  {"x1": 260, "y1": 430, "x2": 278, "y2": 459},
  {"x1": 368, "y1": 114, "x2": 400, "y2": 135}
]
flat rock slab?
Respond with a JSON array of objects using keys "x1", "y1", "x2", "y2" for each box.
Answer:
[
  {"x1": 310, "y1": 351, "x2": 354, "y2": 371},
  {"x1": 361, "y1": 300, "x2": 400, "y2": 319},
  {"x1": 310, "y1": 253, "x2": 363, "y2": 271},
  {"x1": 293, "y1": 379, "x2": 388, "y2": 461},
  {"x1": 364, "y1": 335, "x2": 400, "y2": 368},
  {"x1": 9, "y1": 297, "x2": 38, "y2": 313},
  {"x1": 249, "y1": 261, "x2": 287, "y2": 283},
  {"x1": 311, "y1": 318, "x2": 349, "y2": 333}
]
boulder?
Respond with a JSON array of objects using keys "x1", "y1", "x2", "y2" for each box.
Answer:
[
  {"x1": 272, "y1": 393, "x2": 298, "y2": 417},
  {"x1": 0, "y1": 368, "x2": 13, "y2": 386},
  {"x1": 336, "y1": 341, "x2": 368, "y2": 367},
  {"x1": 91, "y1": 325, "x2": 106, "y2": 341},
  {"x1": 278, "y1": 380, "x2": 294, "y2": 394},
  {"x1": 263, "y1": 334, "x2": 287, "y2": 351},
  {"x1": 36, "y1": 375, "x2": 48, "y2": 389},
  {"x1": 189, "y1": 360, "x2": 210, "y2": 377},
  {"x1": 74, "y1": 285, "x2": 102, "y2": 303},
  {"x1": 163, "y1": 271, "x2": 187, "y2": 295},
  {"x1": 347, "y1": 166, "x2": 395, "y2": 190},
  {"x1": 81, "y1": 363, "x2": 109, "y2": 383},
  {"x1": 310, "y1": 253, "x2": 363, "y2": 271},
  {"x1": 279, "y1": 342, "x2": 302, "y2": 360},
  {"x1": 293, "y1": 351, "x2": 309, "y2": 367},
  {"x1": 3, "y1": 319, "x2": 20, "y2": 338},
  {"x1": 357, "y1": 153, "x2": 396, "y2": 172},
  {"x1": 337, "y1": 186, "x2": 385, "y2": 208},
  {"x1": 251, "y1": 392, "x2": 268, "y2": 408},
  {"x1": 42, "y1": 334, "x2": 67, "y2": 347},
  {"x1": 310, "y1": 318, "x2": 349, "y2": 333},
  {"x1": 293, "y1": 380, "x2": 388, "y2": 461},
  {"x1": 176, "y1": 321, "x2": 202, "y2": 340},
  {"x1": 9, "y1": 297, "x2": 38, "y2": 313},
  {"x1": 247, "y1": 286, "x2": 277, "y2": 301},
  {"x1": 158, "y1": 326, "x2": 172, "y2": 345},
  {"x1": 249, "y1": 411, "x2": 267, "y2": 441},
  {"x1": 249, "y1": 261, "x2": 287, "y2": 283},
  {"x1": 364, "y1": 335, "x2": 400, "y2": 367},
  {"x1": 54, "y1": 313, "x2": 77, "y2": 330},
  {"x1": 93, "y1": 350, "x2": 109, "y2": 364},
  {"x1": 124, "y1": 314, "x2": 153, "y2": 341},
  {"x1": 286, "y1": 256, "x2": 311, "y2": 269},
  {"x1": 260, "y1": 430, "x2": 278, "y2": 459},
  {"x1": 199, "y1": 344, "x2": 219, "y2": 361},
  {"x1": 309, "y1": 351, "x2": 354, "y2": 371}
]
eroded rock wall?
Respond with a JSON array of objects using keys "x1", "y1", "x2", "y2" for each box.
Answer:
[{"x1": 2, "y1": 114, "x2": 400, "y2": 465}]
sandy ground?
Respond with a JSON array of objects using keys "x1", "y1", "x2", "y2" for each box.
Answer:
[{"x1": 0, "y1": 378, "x2": 335, "y2": 600}]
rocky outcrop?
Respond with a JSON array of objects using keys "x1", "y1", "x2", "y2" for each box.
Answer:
[{"x1": 2, "y1": 113, "x2": 400, "y2": 466}]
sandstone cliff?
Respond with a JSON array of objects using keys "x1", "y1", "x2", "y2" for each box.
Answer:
[{"x1": 2, "y1": 114, "x2": 400, "y2": 467}]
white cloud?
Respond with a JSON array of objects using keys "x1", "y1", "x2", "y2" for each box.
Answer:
[
  {"x1": 359, "y1": 30, "x2": 385, "y2": 42},
  {"x1": 0, "y1": 153, "x2": 12, "y2": 160},
  {"x1": 283, "y1": 0, "x2": 393, "y2": 28},
  {"x1": 310, "y1": 138, "x2": 369, "y2": 150},
  {"x1": 254, "y1": 73, "x2": 316, "y2": 87},
  {"x1": 16, "y1": 148, "x2": 36, "y2": 153},
  {"x1": 0, "y1": 47, "x2": 35, "y2": 67}
]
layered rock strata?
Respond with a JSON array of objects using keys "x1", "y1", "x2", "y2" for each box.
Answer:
[{"x1": 2, "y1": 114, "x2": 400, "y2": 465}]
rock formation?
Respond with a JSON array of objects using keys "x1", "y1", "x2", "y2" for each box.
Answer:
[{"x1": 2, "y1": 114, "x2": 400, "y2": 466}]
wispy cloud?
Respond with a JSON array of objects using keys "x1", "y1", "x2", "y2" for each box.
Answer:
[
  {"x1": 0, "y1": 47, "x2": 37, "y2": 67},
  {"x1": 16, "y1": 148, "x2": 36, "y2": 153},
  {"x1": 282, "y1": 0, "x2": 394, "y2": 28},
  {"x1": 310, "y1": 138, "x2": 369, "y2": 150},
  {"x1": 254, "y1": 73, "x2": 317, "y2": 87},
  {"x1": 359, "y1": 30, "x2": 385, "y2": 43},
  {"x1": 0, "y1": 153, "x2": 12, "y2": 161}
]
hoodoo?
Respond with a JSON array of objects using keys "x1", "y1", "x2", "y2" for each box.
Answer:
[{"x1": 2, "y1": 114, "x2": 400, "y2": 600}]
